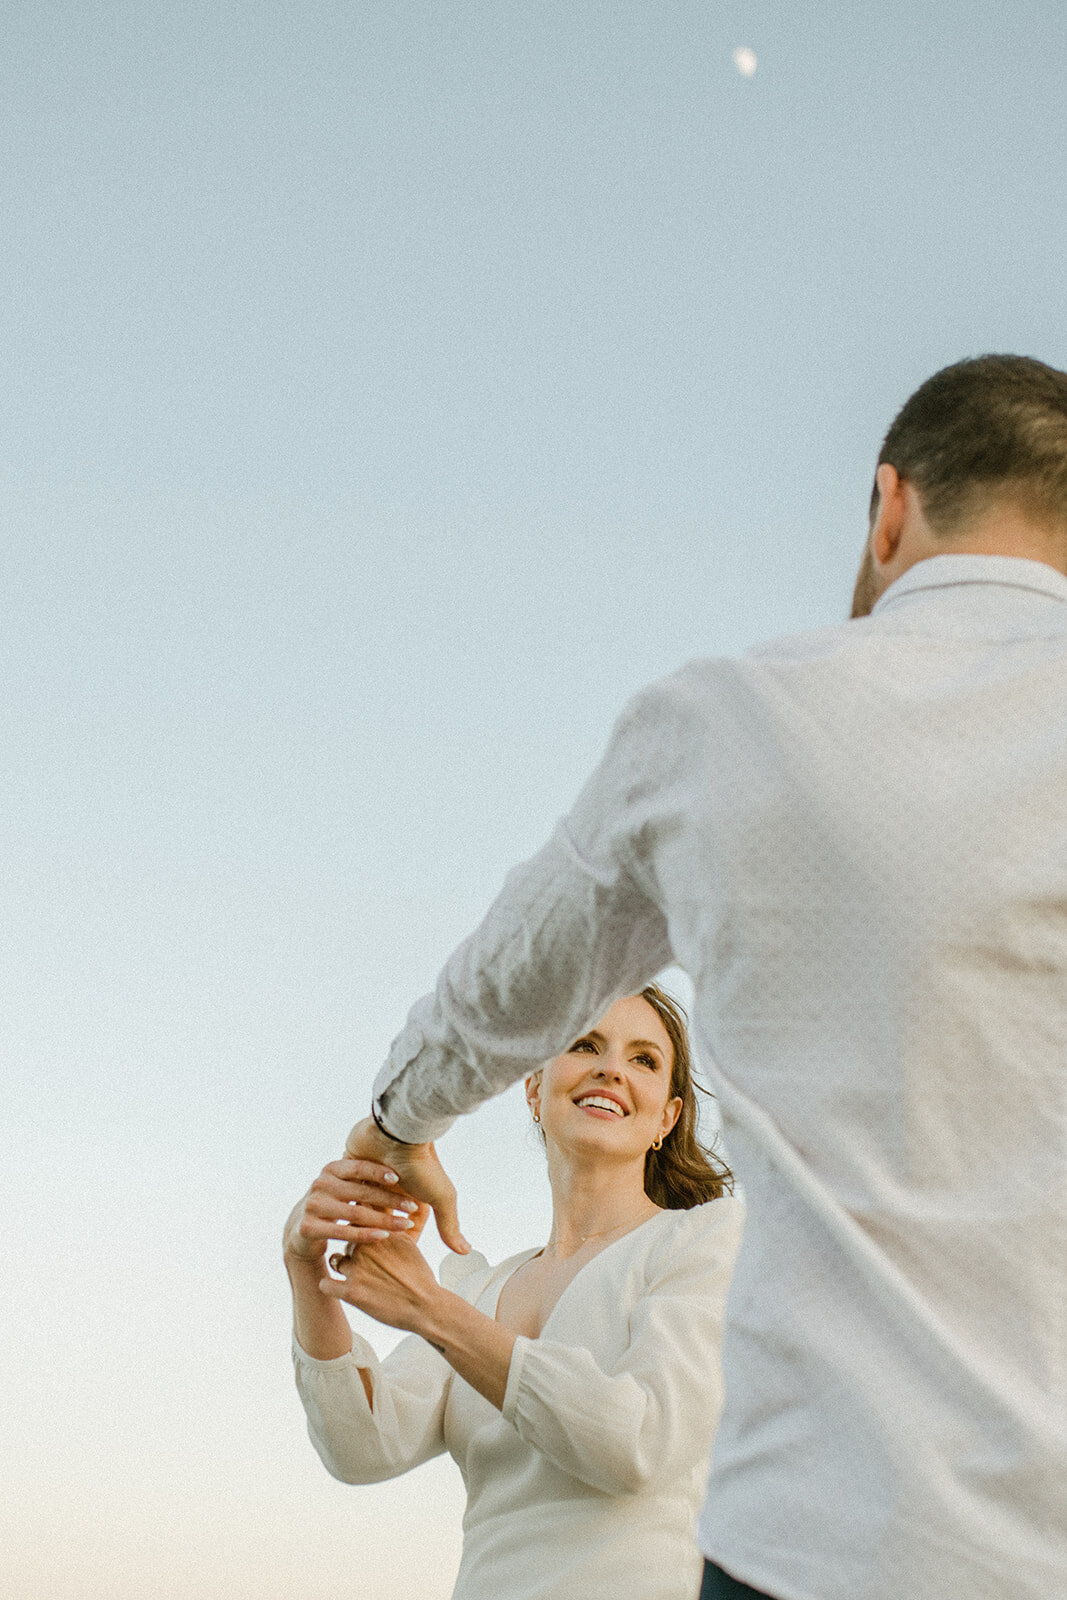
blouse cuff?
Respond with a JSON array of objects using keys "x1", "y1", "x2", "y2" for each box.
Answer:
[
  {"x1": 501, "y1": 1333, "x2": 532, "y2": 1423},
  {"x1": 291, "y1": 1330, "x2": 380, "y2": 1373}
]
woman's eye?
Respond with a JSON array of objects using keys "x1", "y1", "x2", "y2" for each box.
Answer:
[
  {"x1": 634, "y1": 1053, "x2": 658, "y2": 1069},
  {"x1": 570, "y1": 1039, "x2": 597, "y2": 1054}
]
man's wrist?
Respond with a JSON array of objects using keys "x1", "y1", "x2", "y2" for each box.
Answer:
[
  {"x1": 344, "y1": 1113, "x2": 426, "y2": 1163},
  {"x1": 371, "y1": 1100, "x2": 416, "y2": 1146}
]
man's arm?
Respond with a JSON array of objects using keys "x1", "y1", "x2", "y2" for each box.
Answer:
[{"x1": 354, "y1": 677, "x2": 690, "y2": 1245}]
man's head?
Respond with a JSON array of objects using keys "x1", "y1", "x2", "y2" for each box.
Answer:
[{"x1": 851, "y1": 354, "x2": 1067, "y2": 617}]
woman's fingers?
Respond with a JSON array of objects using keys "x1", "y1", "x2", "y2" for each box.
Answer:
[
  {"x1": 299, "y1": 1205, "x2": 415, "y2": 1241},
  {"x1": 323, "y1": 1158, "x2": 413, "y2": 1195},
  {"x1": 307, "y1": 1187, "x2": 418, "y2": 1222},
  {"x1": 285, "y1": 1154, "x2": 426, "y2": 1271},
  {"x1": 310, "y1": 1168, "x2": 418, "y2": 1217}
]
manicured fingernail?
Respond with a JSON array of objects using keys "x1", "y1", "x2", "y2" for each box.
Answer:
[
  {"x1": 371, "y1": 1229, "x2": 390, "y2": 1240},
  {"x1": 382, "y1": 1170, "x2": 399, "y2": 1183},
  {"x1": 398, "y1": 1199, "x2": 418, "y2": 1212},
  {"x1": 394, "y1": 1216, "x2": 414, "y2": 1228}
]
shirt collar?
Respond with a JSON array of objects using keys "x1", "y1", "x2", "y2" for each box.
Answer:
[{"x1": 872, "y1": 554, "x2": 1067, "y2": 615}]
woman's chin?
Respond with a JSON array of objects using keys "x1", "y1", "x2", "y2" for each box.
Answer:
[{"x1": 546, "y1": 1123, "x2": 639, "y2": 1164}]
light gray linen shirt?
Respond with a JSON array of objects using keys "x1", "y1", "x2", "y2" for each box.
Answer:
[{"x1": 372, "y1": 555, "x2": 1067, "y2": 1600}]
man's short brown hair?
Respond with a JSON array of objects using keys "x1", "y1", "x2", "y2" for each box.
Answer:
[{"x1": 872, "y1": 354, "x2": 1067, "y2": 536}]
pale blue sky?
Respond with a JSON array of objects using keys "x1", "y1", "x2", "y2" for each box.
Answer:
[{"x1": 3, "y1": 4, "x2": 1066, "y2": 1596}]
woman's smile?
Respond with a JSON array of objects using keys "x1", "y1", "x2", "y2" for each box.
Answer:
[{"x1": 573, "y1": 1092, "x2": 628, "y2": 1118}]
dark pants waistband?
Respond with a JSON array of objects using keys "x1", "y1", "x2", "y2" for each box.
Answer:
[{"x1": 699, "y1": 1560, "x2": 777, "y2": 1600}]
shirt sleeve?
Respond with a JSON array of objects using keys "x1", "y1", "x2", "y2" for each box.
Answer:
[
  {"x1": 372, "y1": 675, "x2": 700, "y2": 1143},
  {"x1": 292, "y1": 1253, "x2": 494, "y2": 1485},
  {"x1": 500, "y1": 1199, "x2": 744, "y2": 1496}
]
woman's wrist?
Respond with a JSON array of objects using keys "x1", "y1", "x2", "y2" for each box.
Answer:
[
  {"x1": 284, "y1": 1241, "x2": 327, "y2": 1277},
  {"x1": 287, "y1": 1252, "x2": 354, "y2": 1361},
  {"x1": 398, "y1": 1280, "x2": 455, "y2": 1344},
  {"x1": 416, "y1": 1288, "x2": 516, "y2": 1411},
  {"x1": 414, "y1": 1286, "x2": 496, "y2": 1352}
]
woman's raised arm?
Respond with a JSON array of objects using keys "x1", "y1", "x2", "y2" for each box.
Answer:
[
  {"x1": 286, "y1": 1160, "x2": 457, "y2": 1482},
  {"x1": 284, "y1": 1157, "x2": 420, "y2": 1363}
]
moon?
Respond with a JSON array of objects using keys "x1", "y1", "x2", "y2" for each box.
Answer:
[{"x1": 732, "y1": 46, "x2": 758, "y2": 78}]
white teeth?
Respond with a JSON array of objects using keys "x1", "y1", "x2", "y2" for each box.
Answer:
[{"x1": 575, "y1": 1095, "x2": 626, "y2": 1115}]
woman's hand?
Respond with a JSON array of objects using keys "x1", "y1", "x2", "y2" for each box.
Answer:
[
  {"x1": 318, "y1": 1226, "x2": 442, "y2": 1337},
  {"x1": 282, "y1": 1159, "x2": 423, "y2": 1266},
  {"x1": 321, "y1": 1228, "x2": 517, "y2": 1411}
]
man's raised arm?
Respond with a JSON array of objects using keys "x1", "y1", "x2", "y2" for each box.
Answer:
[{"x1": 345, "y1": 679, "x2": 688, "y2": 1249}]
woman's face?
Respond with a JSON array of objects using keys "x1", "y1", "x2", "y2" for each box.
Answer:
[{"x1": 528, "y1": 995, "x2": 682, "y2": 1163}]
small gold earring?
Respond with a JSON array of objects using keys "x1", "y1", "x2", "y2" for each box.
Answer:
[
  {"x1": 651, "y1": 1133, "x2": 663, "y2": 1151},
  {"x1": 532, "y1": 1110, "x2": 540, "y2": 1123}
]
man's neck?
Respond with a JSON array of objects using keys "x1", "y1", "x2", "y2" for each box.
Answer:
[{"x1": 931, "y1": 506, "x2": 1067, "y2": 577}]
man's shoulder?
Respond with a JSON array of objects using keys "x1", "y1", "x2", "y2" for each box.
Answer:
[
  {"x1": 601, "y1": 622, "x2": 883, "y2": 773},
  {"x1": 638, "y1": 619, "x2": 865, "y2": 709},
  {"x1": 741, "y1": 616, "x2": 868, "y2": 668}
]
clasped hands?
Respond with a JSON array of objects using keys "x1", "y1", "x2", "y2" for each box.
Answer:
[{"x1": 282, "y1": 1116, "x2": 470, "y2": 1336}]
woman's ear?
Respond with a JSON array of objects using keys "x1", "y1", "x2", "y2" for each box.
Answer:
[
  {"x1": 525, "y1": 1072, "x2": 543, "y2": 1122},
  {"x1": 660, "y1": 1096, "x2": 683, "y2": 1139}
]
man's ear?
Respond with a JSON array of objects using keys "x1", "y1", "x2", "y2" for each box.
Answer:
[{"x1": 870, "y1": 463, "x2": 906, "y2": 566}]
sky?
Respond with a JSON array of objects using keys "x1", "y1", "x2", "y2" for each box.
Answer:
[{"x1": 3, "y1": 3, "x2": 1066, "y2": 1596}]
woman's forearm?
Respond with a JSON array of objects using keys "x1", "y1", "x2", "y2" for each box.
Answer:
[
  {"x1": 286, "y1": 1253, "x2": 355, "y2": 1362},
  {"x1": 417, "y1": 1288, "x2": 517, "y2": 1412}
]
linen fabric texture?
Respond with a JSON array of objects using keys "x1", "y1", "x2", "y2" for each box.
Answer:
[
  {"x1": 293, "y1": 1201, "x2": 744, "y2": 1600},
  {"x1": 372, "y1": 556, "x2": 1067, "y2": 1600}
]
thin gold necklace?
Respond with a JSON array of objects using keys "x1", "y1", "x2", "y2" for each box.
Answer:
[{"x1": 547, "y1": 1201, "x2": 657, "y2": 1257}]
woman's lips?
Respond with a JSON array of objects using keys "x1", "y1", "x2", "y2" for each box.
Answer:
[{"x1": 573, "y1": 1093, "x2": 628, "y2": 1117}]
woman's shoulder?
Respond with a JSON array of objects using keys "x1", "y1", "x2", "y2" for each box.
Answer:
[
  {"x1": 640, "y1": 1194, "x2": 746, "y2": 1273},
  {"x1": 437, "y1": 1248, "x2": 492, "y2": 1295},
  {"x1": 663, "y1": 1191, "x2": 746, "y2": 1232},
  {"x1": 437, "y1": 1244, "x2": 540, "y2": 1300}
]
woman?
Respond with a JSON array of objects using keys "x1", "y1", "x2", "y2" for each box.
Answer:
[{"x1": 284, "y1": 986, "x2": 744, "y2": 1600}]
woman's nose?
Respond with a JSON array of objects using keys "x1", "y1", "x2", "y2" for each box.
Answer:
[{"x1": 593, "y1": 1057, "x2": 624, "y2": 1080}]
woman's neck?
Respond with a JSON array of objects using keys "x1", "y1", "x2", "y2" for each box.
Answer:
[{"x1": 544, "y1": 1147, "x2": 658, "y2": 1259}]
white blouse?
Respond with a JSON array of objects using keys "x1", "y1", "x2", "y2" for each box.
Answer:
[{"x1": 293, "y1": 1198, "x2": 744, "y2": 1600}]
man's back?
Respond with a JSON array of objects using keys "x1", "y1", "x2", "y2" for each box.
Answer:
[
  {"x1": 364, "y1": 356, "x2": 1067, "y2": 1600},
  {"x1": 650, "y1": 556, "x2": 1067, "y2": 1599},
  {"x1": 369, "y1": 553, "x2": 1067, "y2": 1599}
]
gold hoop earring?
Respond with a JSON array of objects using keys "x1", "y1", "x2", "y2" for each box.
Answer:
[{"x1": 651, "y1": 1133, "x2": 663, "y2": 1151}]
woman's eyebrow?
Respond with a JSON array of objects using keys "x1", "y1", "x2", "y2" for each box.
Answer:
[{"x1": 628, "y1": 1039, "x2": 664, "y2": 1057}]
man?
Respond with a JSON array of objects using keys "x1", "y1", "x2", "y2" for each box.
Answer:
[{"x1": 345, "y1": 355, "x2": 1067, "y2": 1600}]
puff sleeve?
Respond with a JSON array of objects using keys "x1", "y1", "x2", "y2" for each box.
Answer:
[
  {"x1": 293, "y1": 1252, "x2": 492, "y2": 1484},
  {"x1": 500, "y1": 1199, "x2": 744, "y2": 1495}
]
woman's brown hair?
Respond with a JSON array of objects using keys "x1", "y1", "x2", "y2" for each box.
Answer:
[{"x1": 638, "y1": 983, "x2": 733, "y2": 1209}]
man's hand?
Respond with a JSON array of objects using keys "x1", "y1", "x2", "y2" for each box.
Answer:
[{"x1": 344, "y1": 1117, "x2": 471, "y2": 1255}]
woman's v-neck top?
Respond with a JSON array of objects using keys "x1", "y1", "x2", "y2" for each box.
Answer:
[{"x1": 293, "y1": 1197, "x2": 744, "y2": 1600}]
